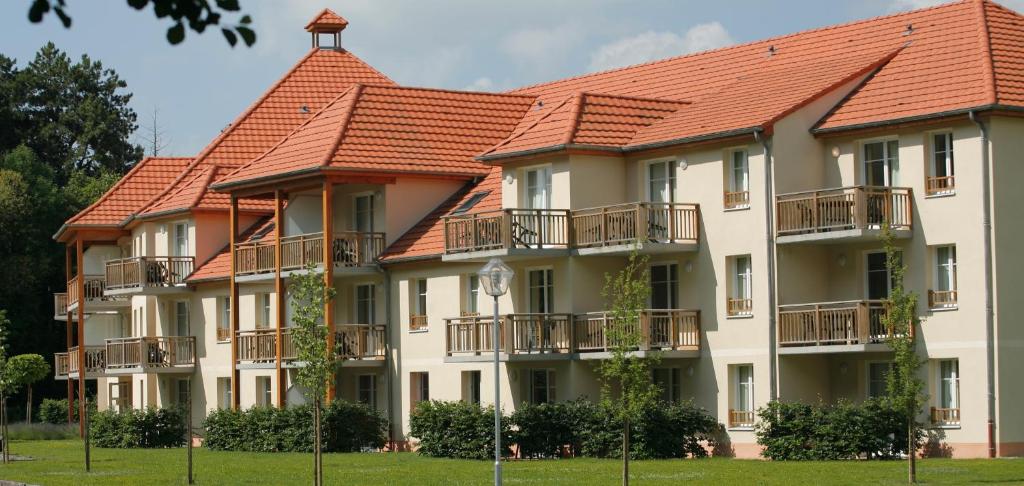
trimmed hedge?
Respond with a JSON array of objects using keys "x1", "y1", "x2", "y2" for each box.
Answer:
[
  {"x1": 411, "y1": 399, "x2": 719, "y2": 460},
  {"x1": 38, "y1": 398, "x2": 95, "y2": 424},
  {"x1": 203, "y1": 401, "x2": 387, "y2": 453},
  {"x1": 92, "y1": 407, "x2": 186, "y2": 448},
  {"x1": 755, "y1": 399, "x2": 916, "y2": 460},
  {"x1": 409, "y1": 400, "x2": 512, "y2": 460}
]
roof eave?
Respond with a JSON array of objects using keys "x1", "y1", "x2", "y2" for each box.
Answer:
[
  {"x1": 623, "y1": 127, "x2": 764, "y2": 153},
  {"x1": 379, "y1": 253, "x2": 443, "y2": 265},
  {"x1": 810, "y1": 104, "x2": 1024, "y2": 136}
]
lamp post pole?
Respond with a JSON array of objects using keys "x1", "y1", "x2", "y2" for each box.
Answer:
[{"x1": 493, "y1": 294, "x2": 501, "y2": 486}]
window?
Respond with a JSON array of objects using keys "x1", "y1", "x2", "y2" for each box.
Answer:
[
  {"x1": 728, "y1": 256, "x2": 752, "y2": 316},
  {"x1": 464, "y1": 275, "x2": 480, "y2": 316},
  {"x1": 109, "y1": 381, "x2": 131, "y2": 413},
  {"x1": 410, "y1": 372, "x2": 429, "y2": 410},
  {"x1": 868, "y1": 362, "x2": 892, "y2": 398},
  {"x1": 647, "y1": 160, "x2": 676, "y2": 203},
  {"x1": 524, "y1": 166, "x2": 552, "y2": 210},
  {"x1": 528, "y1": 269, "x2": 554, "y2": 314},
  {"x1": 358, "y1": 375, "x2": 377, "y2": 410},
  {"x1": 928, "y1": 132, "x2": 955, "y2": 195},
  {"x1": 353, "y1": 194, "x2": 374, "y2": 232},
  {"x1": 725, "y1": 149, "x2": 750, "y2": 209},
  {"x1": 451, "y1": 191, "x2": 490, "y2": 215},
  {"x1": 218, "y1": 297, "x2": 231, "y2": 341},
  {"x1": 650, "y1": 264, "x2": 678, "y2": 309},
  {"x1": 731, "y1": 365, "x2": 755, "y2": 427},
  {"x1": 173, "y1": 222, "x2": 189, "y2": 257},
  {"x1": 862, "y1": 139, "x2": 899, "y2": 187},
  {"x1": 936, "y1": 359, "x2": 960, "y2": 425},
  {"x1": 653, "y1": 368, "x2": 681, "y2": 403},
  {"x1": 463, "y1": 370, "x2": 482, "y2": 405},
  {"x1": 866, "y1": 250, "x2": 901, "y2": 300},
  {"x1": 258, "y1": 293, "x2": 272, "y2": 329},
  {"x1": 256, "y1": 376, "x2": 272, "y2": 406},
  {"x1": 174, "y1": 301, "x2": 189, "y2": 336},
  {"x1": 356, "y1": 284, "x2": 375, "y2": 323},
  {"x1": 218, "y1": 377, "x2": 232, "y2": 409},
  {"x1": 931, "y1": 246, "x2": 958, "y2": 308},
  {"x1": 410, "y1": 279, "x2": 428, "y2": 330},
  {"x1": 529, "y1": 369, "x2": 556, "y2": 404}
]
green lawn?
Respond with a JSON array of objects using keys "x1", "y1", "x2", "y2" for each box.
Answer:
[{"x1": 1, "y1": 440, "x2": 1022, "y2": 485}]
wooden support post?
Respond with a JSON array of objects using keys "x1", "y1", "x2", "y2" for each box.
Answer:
[
  {"x1": 274, "y1": 190, "x2": 286, "y2": 408},
  {"x1": 65, "y1": 245, "x2": 74, "y2": 424},
  {"x1": 229, "y1": 196, "x2": 240, "y2": 410},
  {"x1": 322, "y1": 182, "x2": 336, "y2": 403},
  {"x1": 75, "y1": 238, "x2": 86, "y2": 437}
]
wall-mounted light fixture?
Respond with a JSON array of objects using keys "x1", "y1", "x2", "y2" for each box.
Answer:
[
  {"x1": 831, "y1": 146, "x2": 841, "y2": 158},
  {"x1": 505, "y1": 174, "x2": 514, "y2": 185},
  {"x1": 678, "y1": 159, "x2": 688, "y2": 171},
  {"x1": 684, "y1": 261, "x2": 693, "y2": 273},
  {"x1": 687, "y1": 366, "x2": 695, "y2": 377},
  {"x1": 837, "y1": 253, "x2": 847, "y2": 267}
]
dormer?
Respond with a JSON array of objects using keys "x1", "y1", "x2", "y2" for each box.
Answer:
[{"x1": 305, "y1": 8, "x2": 348, "y2": 50}]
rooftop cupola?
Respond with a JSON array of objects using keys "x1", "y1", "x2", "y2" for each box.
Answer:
[{"x1": 305, "y1": 8, "x2": 349, "y2": 50}]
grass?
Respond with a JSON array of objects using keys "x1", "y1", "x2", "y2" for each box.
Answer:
[
  {"x1": 6, "y1": 422, "x2": 78, "y2": 440},
  {"x1": 0, "y1": 440, "x2": 1022, "y2": 485}
]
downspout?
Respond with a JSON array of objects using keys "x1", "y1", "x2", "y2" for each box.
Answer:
[
  {"x1": 969, "y1": 110, "x2": 997, "y2": 458},
  {"x1": 754, "y1": 127, "x2": 778, "y2": 401},
  {"x1": 383, "y1": 267, "x2": 396, "y2": 452}
]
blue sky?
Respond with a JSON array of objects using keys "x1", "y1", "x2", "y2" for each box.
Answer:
[{"x1": 2, "y1": 0, "x2": 1021, "y2": 156}]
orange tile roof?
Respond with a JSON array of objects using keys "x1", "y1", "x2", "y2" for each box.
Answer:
[
  {"x1": 482, "y1": 92, "x2": 688, "y2": 158},
  {"x1": 187, "y1": 217, "x2": 276, "y2": 283},
  {"x1": 986, "y1": 1, "x2": 1024, "y2": 106},
  {"x1": 306, "y1": 8, "x2": 349, "y2": 32},
  {"x1": 137, "y1": 47, "x2": 394, "y2": 219},
  {"x1": 214, "y1": 85, "x2": 536, "y2": 188},
  {"x1": 380, "y1": 166, "x2": 502, "y2": 263},
  {"x1": 62, "y1": 156, "x2": 193, "y2": 228}
]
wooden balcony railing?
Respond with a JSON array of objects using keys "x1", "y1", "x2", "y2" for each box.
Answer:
[
  {"x1": 236, "y1": 231, "x2": 385, "y2": 275},
  {"x1": 409, "y1": 315, "x2": 428, "y2": 331},
  {"x1": 54, "y1": 352, "x2": 69, "y2": 378},
  {"x1": 507, "y1": 314, "x2": 573, "y2": 353},
  {"x1": 574, "y1": 310, "x2": 700, "y2": 352},
  {"x1": 337, "y1": 325, "x2": 386, "y2": 359},
  {"x1": 66, "y1": 275, "x2": 108, "y2": 306},
  {"x1": 105, "y1": 256, "x2": 194, "y2": 290},
  {"x1": 282, "y1": 328, "x2": 296, "y2": 361},
  {"x1": 236, "y1": 329, "x2": 277, "y2": 362},
  {"x1": 928, "y1": 290, "x2": 958, "y2": 308},
  {"x1": 54, "y1": 292, "x2": 68, "y2": 318},
  {"x1": 727, "y1": 298, "x2": 752, "y2": 316},
  {"x1": 724, "y1": 191, "x2": 750, "y2": 209},
  {"x1": 443, "y1": 209, "x2": 571, "y2": 254},
  {"x1": 572, "y1": 203, "x2": 699, "y2": 248},
  {"x1": 777, "y1": 300, "x2": 909, "y2": 347},
  {"x1": 216, "y1": 326, "x2": 231, "y2": 342},
  {"x1": 105, "y1": 336, "x2": 196, "y2": 368},
  {"x1": 775, "y1": 186, "x2": 912, "y2": 236},
  {"x1": 729, "y1": 409, "x2": 755, "y2": 428},
  {"x1": 445, "y1": 315, "x2": 501, "y2": 355},
  {"x1": 67, "y1": 345, "x2": 106, "y2": 375},
  {"x1": 926, "y1": 176, "x2": 955, "y2": 196},
  {"x1": 931, "y1": 407, "x2": 960, "y2": 426}
]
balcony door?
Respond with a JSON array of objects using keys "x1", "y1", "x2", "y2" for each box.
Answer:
[
  {"x1": 520, "y1": 167, "x2": 551, "y2": 248},
  {"x1": 863, "y1": 140, "x2": 899, "y2": 187},
  {"x1": 172, "y1": 222, "x2": 189, "y2": 257},
  {"x1": 647, "y1": 160, "x2": 677, "y2": 241},
  {"x1": 356, "y1": 284, "x2": 375, "y2": 324},
  {"x1": 527, "y1": 269, "x2": 554, "y2": 349},
  {"x1": 865, "y1": 251, "x2": 897, "y2": 300},
  {"x1": 650, "y1": 263, "x2": 678, "y2": 310}
]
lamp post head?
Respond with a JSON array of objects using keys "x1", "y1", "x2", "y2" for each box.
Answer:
[{"x1": 478, "y1": 258, "x2": 514, "y2": 297}]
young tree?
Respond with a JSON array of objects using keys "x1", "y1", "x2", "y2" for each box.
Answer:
[
  {"x1": 880, "y1": 226, "x2": 925, "y2": 483},
  {"x1": 0, "y1": 310, "x2": 14, "y2": 463},
  {"x1": 596, "y1": 250, "x2": 660, "y2": 486},
  {"x1": 6, "y1": 354, "x2": 51, "y2": 423},
  {"x1": 288, "y1": 265, "x2": 337, "y2": 486}
]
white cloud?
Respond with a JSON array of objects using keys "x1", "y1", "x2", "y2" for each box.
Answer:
[
  {"x1": 463, "y1": 77, "x2": 494, "y2": 91},
  {"x1": 887, "y1": 0, "x2": 945, "y2": 12},
  {"x1": 500, "y1": 22, "x2": 587, "y2": 76},
  {"x1": 587, "y1": 22, "x2": 735, "y2": 73}
]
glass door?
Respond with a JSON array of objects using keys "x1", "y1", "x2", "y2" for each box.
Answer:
[{"x1": 647, "y1": 161, "x2": 676, "y2": 241}]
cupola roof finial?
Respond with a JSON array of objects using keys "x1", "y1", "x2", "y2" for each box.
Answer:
[{"x1": 305, "y1": 8, "x2": 348, "y2": 33}]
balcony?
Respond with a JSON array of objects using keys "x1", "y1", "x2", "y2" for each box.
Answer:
[
  {"x1": 54, "y1": 352, "x2": 69, "y2": 380},
  {"x1": 234, "y1": 231, "x2": 385, "y2": 279},
  {"x1": 67, "y1": 345, "x2": 106, "y2": 378},
  {"x1": 104, "y1": 256, "x2": 194, "y2": 294},
  {"x1": 104, "y1": 336, "x2": 196, "y2": 373},
  {"x1": 729, "y1": 409, "x2": 755, "y2": 428},
  {"x1": 66, "y1": 275, "x2": 128, "y2": 313},
  {"x1": 931, "y1": 407, "x2": 960, "y2": 427},
  {"x1": 442, "y1": 209, "x2": 571, "y2": 261},
  {"x1": 572, "y1": 203, "x2": 699, "y2": 255},
  {"x1": 928, "y1": 290, "x2": 958, "y2": 309},
  {"x1": 775, "y1": 186, "x2": 912, "y2": 244},
  {"x1": 54, "y1": 292, "x2": 68, "y2": 320},
  {"x1": 444, "y1": 310, "x2": 699, "y2": 361},
  {"x1": 240, "y1": 325, "x2": 386, "y2": 368},
  {"x1": 237, "y1": 329, "x2": 277, "y2": 365},
  {"x1": 777, "y1": 300, "x2": 908, "y2": 354}
]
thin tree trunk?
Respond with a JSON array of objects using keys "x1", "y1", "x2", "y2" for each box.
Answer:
[
  {"x1": 1, "y1": 394, "x2": 6, "y2": 464},
  {"x1": 908, "y1": 419, "x2": 916, "y2": 483},
  {"x1": 314, "y1": 398, "x2": 322, "y2": 486},
  {"x1": 4, "y1": 396, "x2": 9, "y2": 464},
  {"x1": 26, "y1": 385, "x2": 32, "y2": 423},
  {"x1": 623, "y1": 416, "x2": 630, "y2": 486}
]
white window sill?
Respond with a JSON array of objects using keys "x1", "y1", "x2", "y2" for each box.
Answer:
[
  {"x1": 924, "y1": 191, "x2": 956, "y2": 199},
  {"x1": 726, "y1": 313, "x2": 754, "y2": 319},
  {"x1": 929, "y1": 305, "x2": 958, "y2": 312},
  {"x1": 408, "y1": 329, "x2": 429, "y2": 334},
  {"x1": 727, "y1": 426, "x2": 755, "y2": 432},
  {"x1": 217, "y1": 340, "x2": 230, "y2": 344},
  {"x1": 931, "y1": 424, "x2": 961, "y2": 430},
  {"x1": 724, "y1": 205, "x2": 751, "y2": 212}
]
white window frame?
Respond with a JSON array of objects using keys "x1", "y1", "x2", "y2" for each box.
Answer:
[
  {"x1": 728, "y1": 148, "x2": 750, "y2": 196},
  {"x1": 860, "y1": 137, "x2": 900, "y2": 187},
  {"x1": 929, "y1": 131, "x2": 955, "y2": 195},
  {"x1": 866, "y1": 361, "x2": 893, "y2": 399},
  {"x1": 172, "y1": 221, "x2": 189, "y2": 257},
  {"x1": 653, "y1": 367, "x2": 681, "y2": 403},
  {"x1": 255, "y1": 376, "x2": 272, "y2": 406},
  {"x1": 649, "y1": 262, "x2": 679, "y2": 309},
  {"x1": 257, "y1": 293, "x2": 272, "y2": 329},
  {"x1": 218, "y1": 377, "x2": 231, "y2": 410},
  {"x1": 863, "y1": 249, "x2": 902, "y2": 300},
  {"x1": 529, "y1": 369, "x2": 556, "y2": 404},
  {"x1": 355, "y1": 283, "x2": 376, "y2": 324},
  {"x1": 937, "y1": 359, "x2": 960, "y2": 411},
  {"x1": 357, "y1": 374, "x2": 377, "y2": 410},
  {"x1": 174, "y1": 301, "x2": 189, "y2": 336},
  {"x1": 463, "y1": 370, "x2": 482, "y2": 405},
  {"x1": 526, "y1": 267, "x2": 554, "y2": 314},
  {"x1": 176, "y1": 378, "x2": 190, "y2": 407},
  {"x1": 645, "y1": 158, "x2": 677, "y2": 203},
  {"x1": 352, "y1": 192, "x2": 375, "y2": 232},
  {"x1": 732, "y1": 256, "x2": 752, "y2": 303},
  {"x1": 734, "y1": 364, "x2": 755, "y2": 413},
  {"x1": 522, "y1": 164, "x2": 552, "y2": 210},
  {"x1": 218, "y1": 296, "x2": 231, "y2": 341},
  {"x1": 414, "y1": 279, "x2": 428, "y2": 316},
  {"x1": 465, "y1": 275, "x2": 480, "y2": 315},
  {"x1": 933, "y1": 245, "x2": 957, "y2": 306}
]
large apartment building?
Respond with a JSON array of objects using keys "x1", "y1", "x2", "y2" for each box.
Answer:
[{"x1": 51, "y1": 2, "x2": 1024, "y2": 458}]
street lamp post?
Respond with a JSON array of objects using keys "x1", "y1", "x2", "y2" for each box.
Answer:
[{"x1": 478, "y1": 258, "x2": 514, "y2": 486}]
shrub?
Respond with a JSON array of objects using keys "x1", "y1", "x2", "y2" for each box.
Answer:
[
  {"x1": 203, "y1": 401, "x2": 387, "y2": 453},
  {"x1": 38, "y1": 398, "x2": 96, "y2": 424},
  {"x1": 511, "y1": 399, "x2": 596, "y2": 458},
  {"x1": 755, "y1": 398, "x2": 916, "y2": 460},
  {"x1": 409, "y1": 400, "x2": 511, "y2": 460},
  {"x1": 92, "y1": 407, "x2": 186, "y2": 448},
  {"x1": 580, "y1": 400, "x2": 719, "y2": 459}
]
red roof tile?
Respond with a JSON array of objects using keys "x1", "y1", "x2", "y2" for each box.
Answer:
[
  {"x1": 982, "y1": 1, "x2": 1024, "y2": 105},
  {"x1": 306, "y1": 8, "x2": 349, "y2": 32},
  {"x1": 63, "y1": 156, "x2": 193, "y2": 227},
  {"x1": 187, "y1": 217, "x2": 276, "y2": 283},
  {"x1": 214, "y1": 86, "x2": 536, "y2": 188}
]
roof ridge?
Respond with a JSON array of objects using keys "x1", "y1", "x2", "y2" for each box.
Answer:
[
  {"x1": 320, "y1": 84, "x2": 364, "y2": 168},
  {"x1": 481, "y1": 94, "x2": 574, "y2": 157},
  {"x1": 507, "y1": 0, "x2": 965, "y2": 95},
  {"x1": 189, "y1": 166, "x2": 221, "y2": 210},
  {"x1": 581, "y1": 91, "x2": 691, "y2": 105},
  {"x1": 364, "y1": 83, "x2": 537, "y2": 100},
  {"x1": 977, "y1": 0, "x2": 999, "y2": 104},
  {"x1": 562, "y1": 92, "x2": 585, "y2": 145}
]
